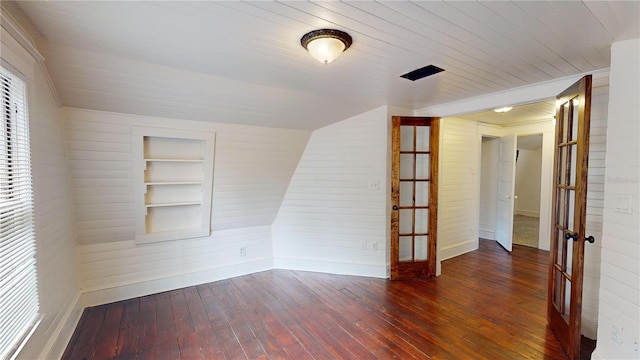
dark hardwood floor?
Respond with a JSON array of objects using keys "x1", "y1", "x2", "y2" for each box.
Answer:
[{"x1": 63, "y1": 240, "x2": 592, "y2": 359}]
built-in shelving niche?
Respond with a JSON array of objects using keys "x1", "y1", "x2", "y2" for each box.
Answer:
[{"x1": 132, "y1": 126, "x2": 215, "y2": 244}]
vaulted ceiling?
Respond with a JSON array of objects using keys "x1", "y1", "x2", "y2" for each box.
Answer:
[{"x1": 6, "y1": 1, "x2": 640, "y2": 129}]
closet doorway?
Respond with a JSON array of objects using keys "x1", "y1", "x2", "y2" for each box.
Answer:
[
  {"x1": 513, "y1": 134, "x2": 543, "y2": 248},
  {"x1": 479, "y1": 133, "x2": 545, "y2": 250}
]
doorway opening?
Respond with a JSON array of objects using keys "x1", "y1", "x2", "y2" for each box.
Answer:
[{"x1": 513, "y1": 134, "x2": 543, "y2": 249}]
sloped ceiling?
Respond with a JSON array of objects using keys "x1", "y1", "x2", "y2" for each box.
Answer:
[{"x1": 7, "y1": 1, "x2": 640, "y2": 129}]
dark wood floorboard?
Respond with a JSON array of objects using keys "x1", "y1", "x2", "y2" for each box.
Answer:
[{"x1": 63, "y1": 240, "x2": 596, "y2": 360}]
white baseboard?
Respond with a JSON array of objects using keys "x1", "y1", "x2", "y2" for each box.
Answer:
[
  {"x1": 38, "y1": 292, "x2": 84, "y2": 360},
  {"x1": 274, "y1": 257, "x2": 387, "y2": 278},
  {"x1": 589, "y1": 350, "x2": 605, "y2": 360},
  {"x1": 514, "y1": 210, "x2": 540, "y2": 218},
  {"x1": 440, "y1": 239, "x2": 478, "y2": 261},
  {"x1": 479, "y1": 229, "x2": 495, "y2": 240},
  {"x1": 80, "y1": 258, "x2": 273, "y2": 307},
  {"x1": 581, "y1": 315, "x2": 598, "y2": 340}
]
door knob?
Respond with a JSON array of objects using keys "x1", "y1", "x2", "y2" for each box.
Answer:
[
  {"x1": 393, "y1": 205, "x2": 398, "y2": 211},
  {"x1": 565, "y1": 232, "x2": 595, "y2": 244}
]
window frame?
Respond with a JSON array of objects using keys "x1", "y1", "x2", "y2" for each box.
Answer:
[{"x1": 0, "y1": 65, "x2": 40, "y2": 360}]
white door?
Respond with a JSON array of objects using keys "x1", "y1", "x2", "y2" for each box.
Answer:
[{"x1": 495, "y1": 134, "x2": 517, "y2": 252}]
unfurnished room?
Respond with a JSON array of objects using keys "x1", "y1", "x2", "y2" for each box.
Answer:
[{"x1": 1, "y1": 1, "x2": 639, "y2": 360}]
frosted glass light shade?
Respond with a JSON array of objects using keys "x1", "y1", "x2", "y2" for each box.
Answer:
[
  {"x1": 306, "y1": 37, "x2": 346, "y2": 64},
  {"x1": 493, "y1": 106, "x2": 513, "y2": 113},
  {"x1": 301, "y1": 29, "x2": 352, "y2": 64}
]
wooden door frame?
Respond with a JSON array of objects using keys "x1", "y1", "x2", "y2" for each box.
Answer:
[{"x1": 390, "y1": 116, "x2": 439, "y2": 280}]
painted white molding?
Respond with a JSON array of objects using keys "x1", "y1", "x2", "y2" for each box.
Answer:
[
  {"x1": 0, "y1": 9, "x2": 44, "y2": 62},
  {"x1": 589, "y1": 351, "x2": 604, "y2": 360},
  {"x1": 414, "y1": 69, "x2": 610, "y2": 118},
  {"x1": 1, "y1": 7, "x2": 62, "y2": 107},
  {"x1": 38, "y1": 61, "x2": 62, "y2": 107},
  {"x1": 581, "y1": 315, "x2": 598, "y2": 340},
  {"x1": 440, "y1": 239, "x2": 478, "y2": 262},
  {"x1": 80, "y1": 259, "x2": 273, "y2": 307},
  {"x1": 274, "y1": 258, "x2": 387, "y2": 279},
  {"x1": 38, "y1": 293, "x2": 84, "y2": 360},
  {"x1": 479, "y1": 229, "x2": 495, "y2": 240},
  {"x1": 514, "y1": 210, "x2": 540, "y2": 218}
]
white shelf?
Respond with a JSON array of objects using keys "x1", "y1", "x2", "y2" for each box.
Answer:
[
  {"x1": 145, "y1": 201, "x2": 201, "y2": 208},
  {"x1": 135, "y1": 227, "x2": 210, "y2": 245},
  {"x1": 132, "y1": 126, "x2": 215, "y2": 245},
  {"x1": 145, "y1": 181, "x2": 203, "y2": 186},
  {"x1": 145, "y1": 158, "x2": 203, "y2": 163}
]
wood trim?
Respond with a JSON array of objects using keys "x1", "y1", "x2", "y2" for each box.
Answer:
[
  {"x1": 390, "y1": 117, "x2": 401, "y2": 280},
  {"x1": 428, "y1": 118, "x2": 439, "y2": 277}
]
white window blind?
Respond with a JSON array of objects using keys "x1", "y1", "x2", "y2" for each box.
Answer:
[{"x1": 0, "y1": 66, "x2": 39, "y2": 360}]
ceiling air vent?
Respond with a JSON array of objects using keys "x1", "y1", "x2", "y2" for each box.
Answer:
[{"x1": 400, "y1": 65, "x2": 445, "y2": 81}]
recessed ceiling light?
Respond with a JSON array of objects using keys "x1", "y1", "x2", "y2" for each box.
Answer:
[{"x1": 493, "y1": 106, "x2": 513, "y2": 113}]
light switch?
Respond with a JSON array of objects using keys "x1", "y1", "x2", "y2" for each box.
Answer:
[{"x1": 615, "y1": 194, "x2": 633, "y2": 215}]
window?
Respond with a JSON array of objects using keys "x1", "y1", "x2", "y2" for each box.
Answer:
[{"x1": 0, "y1": 66, "x2": 39, "y2": 359}]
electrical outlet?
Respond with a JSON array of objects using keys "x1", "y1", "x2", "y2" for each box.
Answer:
[
  {"x1": 611, "y1": 323, "x2": 622, "y2": 345},
  {"x1": 240, "y1": 246, "x2": 247, "y2": 256},
  {"x1": 633, "y1": 338, "x2": 639, "y2": 355},
  {"x1": 361, "y1": 241, "x2": 367, "y2": 250},
  {"x1": 371, "y1": 242, "x2": 378, "y2": 251}
]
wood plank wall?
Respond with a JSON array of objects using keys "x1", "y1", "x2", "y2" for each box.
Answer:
[
  {"x1": 272, "y1": 106, "x2": 389, "y2": 278},
  {"x1": 438, "y1": 118, "x2": 480, "y2": 261},
  {"x1": 65, "y1": 108, "x2": 310, "y2": 305},
  {"x1": 581, "y1": 86, "x2": 608, "y2": 339},
  {"x1": 592, "y1": 38, "x2": 639, "y2": 360},
  {"x1": 21, "y1": 59, "x2": 79, "y2": 358}
]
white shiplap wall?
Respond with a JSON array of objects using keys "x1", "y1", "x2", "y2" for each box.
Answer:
[
  {"x1": 438, "y1": 118, "x2": 480, "y2": 261},
  {"x1": 65, "y1": 108, "x2": 310, "y2": 305},
  {"x1": 580, "y1": 85, "x2": 609, "y2": 339},
  {"x1": 272, "y1": 106, "x2": 389, "y2": 278},
  {"x1": 1, "y1": 26, "x2": 80, "y2": 360},
  {"x1": 593, "y1": 38, "x2": 640, "y2": 360},
  {"x1": 24, "y1": 65, "x2": 80, "y2": 360}
]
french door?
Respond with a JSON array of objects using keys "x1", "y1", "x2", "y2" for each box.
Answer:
[
  {"x1": 390, "y1": 116, "x2": 439, "y2": 280},
  {"x1": 548, "y1": 75, "x2": 593, "y2": 360}
]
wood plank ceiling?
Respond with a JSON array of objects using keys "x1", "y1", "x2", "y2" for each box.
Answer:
[{"x1": 7, "y1": 1, "x2": 640, "y2": 129}]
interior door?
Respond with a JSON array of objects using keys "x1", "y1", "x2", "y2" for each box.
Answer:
[
  {"x1": 495, "y1": 134, "x2": 517, "y2": 252},
  {"x1": 548, "y1": 75, "x2": 592, "y2": 360},
  {"x1": 390, "y1": 116, "x2": 439, "y2": 280}
]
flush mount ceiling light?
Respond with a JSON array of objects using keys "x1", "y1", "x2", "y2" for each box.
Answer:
[
  {"x1": 301, "y1": 29, "x2": 352, "y2": 64},
  {"x1": 493, "y1": 106, "x2": 513, "y2": 114}
]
